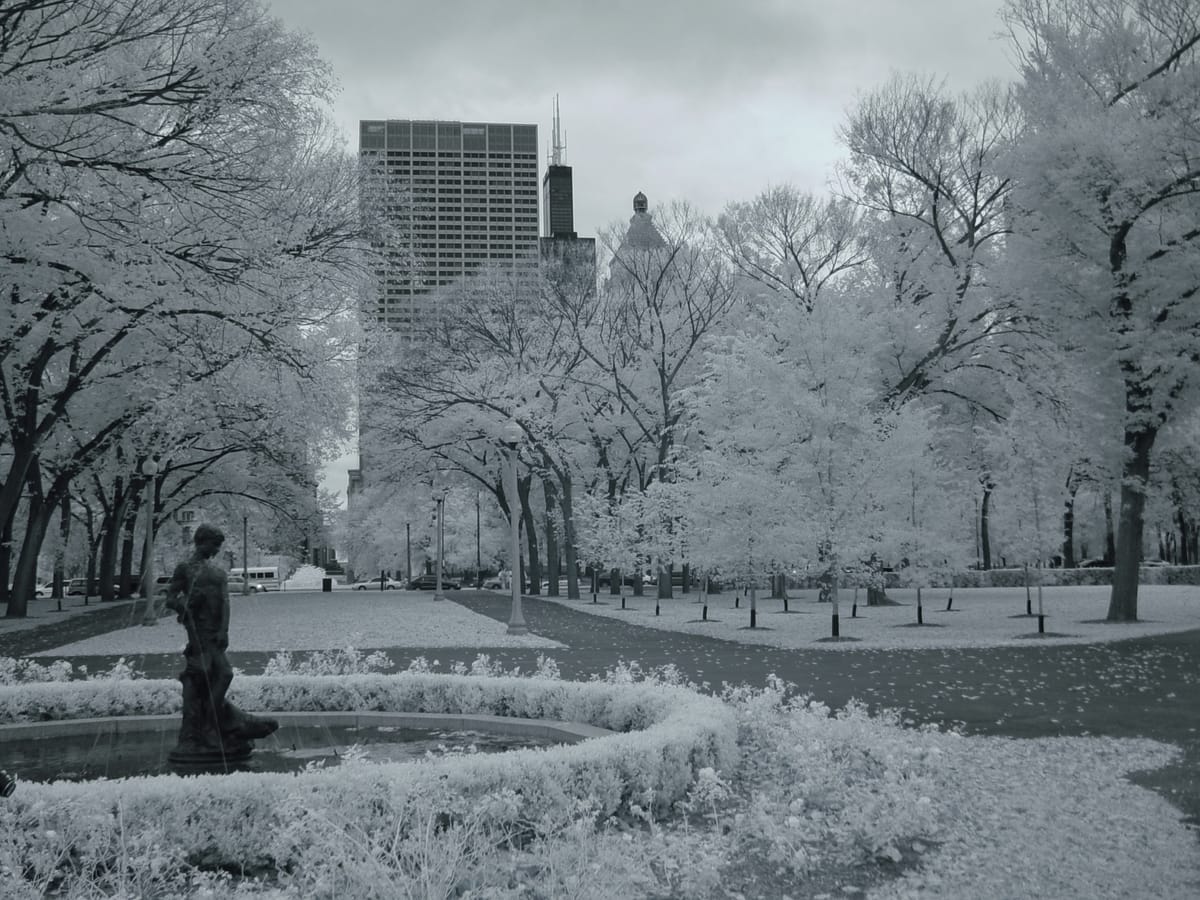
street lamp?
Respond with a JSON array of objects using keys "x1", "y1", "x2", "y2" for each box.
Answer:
[
  {"x1": 139, "y1": 457, "x2": 159, "y2": 626},
  {"x1": 502, "y1": 420, "x2": 528, "y2": 635},
  {"x1": 433, "y1": 474, "x2": 448, "y2": 602}
]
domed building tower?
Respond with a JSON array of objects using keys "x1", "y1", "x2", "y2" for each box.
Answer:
[{"x1": 607, "y1": 191, "x2": 668, "y2": 288}]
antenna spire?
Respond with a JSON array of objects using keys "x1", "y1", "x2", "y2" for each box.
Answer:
[{"x1": 551, "y1": 94, "x2": 565, "y2": 166}]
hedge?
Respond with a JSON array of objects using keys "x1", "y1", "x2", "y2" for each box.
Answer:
[{"x1": 0, "y1": 673, "x2": 738, "y2": 886}]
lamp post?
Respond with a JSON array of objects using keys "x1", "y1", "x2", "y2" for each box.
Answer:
[
  {"x1": 433, "y1": 476, "x2": 447, "y2": 602},
  {"x1": 502, "y1": 420, "x2": 528, "y2": 635},
  {"x1": 139, "y1": 458, "x2": 159, "y2": 625}
]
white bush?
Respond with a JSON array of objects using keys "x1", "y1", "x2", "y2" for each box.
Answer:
[{"x1": 0, "y1": 671, "x2": 737, "y2": 892}]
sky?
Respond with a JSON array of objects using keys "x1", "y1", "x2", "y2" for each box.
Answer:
[{"x1": 270, "y1": 0, "x2": 1019, "y2": 503}]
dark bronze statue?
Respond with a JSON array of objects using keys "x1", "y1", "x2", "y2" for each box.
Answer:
[{"x1": 165, "y1": 524, "x2": 277, "y2": 765}]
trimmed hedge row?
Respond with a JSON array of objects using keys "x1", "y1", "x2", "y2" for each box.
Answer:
[
  {"x1": 945, "y1": 565, "x2": 1200, "y2": 588},
  {"x1": 0, "y1": 673, "x2": 738, "y2": 885},
  {"x1": 790, "y1": 565, "x2": 1200, "y2": 590}
]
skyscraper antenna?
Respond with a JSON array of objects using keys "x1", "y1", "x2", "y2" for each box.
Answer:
[{"x1": 551, "y1": 94, "x2": 565, "y2": 166}]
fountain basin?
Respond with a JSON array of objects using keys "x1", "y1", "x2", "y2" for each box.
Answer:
[{"x1": 0, "y1": 711, "x2": 612, "y2": 782}]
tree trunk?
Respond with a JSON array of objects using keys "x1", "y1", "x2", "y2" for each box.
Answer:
[
  {"x1": 0, "y1": 514, "x2": 11, "y2": 611},
  {"x1": 542, "y1": 476, "x2": 560, "y2": 596},
  {"x1": 770, "y1": 571, "x2": 786, "y2": 599},
  {"x1": 518, "y1": 475, "x2": 541, "y2": 594},
  {"x1": 83, "y1": 504, "x2": 99, "y2": 602},
  {"x1": 53, "y1": 493, "x2": 70, "y2": 599},
  {"x1": 1107, "y1": 426, "x2": 1156, "y2": 622},
  {"x1": 980, "y1": 484, "x2": 993, "y2": 570},
  {"x1": 1104, "y1": 491, "x2": 1116, "y2": 565},
  {"x1": 1179, "y1": 511, "x2": 1194, "y2": 566},
  {"x1": 557, "y1": 473, "x2": 580, "y2": 599},
  {"x1": 97, "y1": 509, "x2": 121, "y2": 603},
  {"x1": 119, "y1": 512, "x2": 137, "y2": 599},
  {"x1": 0, "y1": 442, "x2": 35, "y2": 591},
  {"x1": 1061, "y1": 482, "x2": 1078, "y2": 568},
  {"x1": 609, "y1": 568, "x2": 620, "y2": 596},
  {"x1": 657, "y1": 562, "x2": 672, "y2": 600},
  {"x1": 10, "y1": 496, "x2": 57, "y2": 614}
]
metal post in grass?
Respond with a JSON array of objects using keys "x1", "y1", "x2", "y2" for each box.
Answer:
[
  {"x1": 1037, "y1": 575, "x2": 1045, "y2": 634},
  {"x1": 917, "y1": 585, "x2": 924, "y2": 625},
  {"x1": 701, "y1": 576, "x2": 708, "y2": 621},
  {"x1": 1024, "y1": 563, "x2": 1032, "y2": 616},
  {"x1": 945, "y1": 591, "x2": 954, "y2": 611},
  {"x1": 852, "y1": 585, "x2": 858, "y2": 619},
  {"x1": 749, "y1": 580, "x2": 757, "y2": 628},
  {"x1": 831, "y1": 570, "x2": 840, "y2": 638}
]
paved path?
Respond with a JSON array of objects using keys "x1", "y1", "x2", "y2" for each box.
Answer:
[{"x1": 4, "y1": 591, "x2": 1198, "y2": 831}]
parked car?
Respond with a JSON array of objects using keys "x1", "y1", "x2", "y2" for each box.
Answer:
[
  {"x1": 1079, "y1": 558, "x2": 1112, "y2": 568},
  {"x1": 406, "y1": 574, "x2": 461, "y2": 591},
  {"x1": 352, "y1": 578, "x2": 404, "y2": 590},
  {"x1": 35, "y1": 582, "x2": 53, "y2": 598},
  {"x1": 481, "y1": 576, "x2": 504, "y2": 590}
]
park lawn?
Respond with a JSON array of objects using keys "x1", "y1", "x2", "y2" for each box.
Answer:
[{"x1": 537, "y1": 584, "x2": 1200, "y2": 651}]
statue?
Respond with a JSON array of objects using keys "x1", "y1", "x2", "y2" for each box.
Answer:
[{"x1": 164, "y1": 524, "x2": 277, "y2": 766}]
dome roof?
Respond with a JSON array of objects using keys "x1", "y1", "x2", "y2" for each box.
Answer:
[{"x1": 621, "y1": 190, "x2": 664, "y2": 250}]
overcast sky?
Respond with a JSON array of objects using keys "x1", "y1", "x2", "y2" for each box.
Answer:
[{"x1": 269, "y1": 0, "x2": 1019, "y2": 501}]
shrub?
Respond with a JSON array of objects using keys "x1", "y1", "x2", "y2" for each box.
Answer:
[{"x1": 0, "y1": 671, "x2": 737, "y2": 892}]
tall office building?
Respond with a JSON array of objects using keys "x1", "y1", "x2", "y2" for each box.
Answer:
[
  {"x1": 542, "y1": 98, "x2": 575, "y2": 240},
  {"x1": 538, "y1": 99, "x2": 596, "y2": 270},
  {"x1": 351, "y1": 120, "x2": 539, "y2": 516},
  {"x1": 359, "y1": 119, "x2": 540, "y2": 332}
]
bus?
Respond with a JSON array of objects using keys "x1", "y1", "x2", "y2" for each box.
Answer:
[
  {"x1": 154, "y1": 567, "x2": 282, "y2": 594},
  {"x1": 228, "y1": 566, "x2": 282, "y2": 593}
]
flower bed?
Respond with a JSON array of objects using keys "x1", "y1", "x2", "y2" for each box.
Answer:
[{"x1": 0, "y1": 672, "x2": 737, "y2": 889}]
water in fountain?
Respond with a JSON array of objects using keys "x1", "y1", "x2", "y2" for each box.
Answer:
[{"x1": 7, "y1": 722, "x2": 558, "y2": 782}]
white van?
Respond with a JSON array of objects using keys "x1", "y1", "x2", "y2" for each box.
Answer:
[{"x1": 228, "y1": 566, "x2": 281, "y2": 592}]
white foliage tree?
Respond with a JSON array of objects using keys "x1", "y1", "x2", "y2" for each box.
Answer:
[{"x1": 1002, "y1": 0, "x2": 1200, "y2": 620}]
